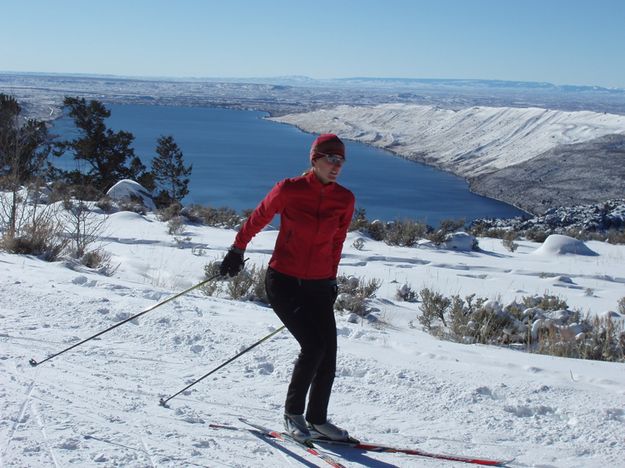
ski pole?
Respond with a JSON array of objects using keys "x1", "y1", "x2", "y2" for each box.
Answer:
[
  {"x1": 29, "y1": 273, "x2": 223, "y2": 367},
  {"x1": 159, "y1": 325, "x2": 286, "y2": 407}
]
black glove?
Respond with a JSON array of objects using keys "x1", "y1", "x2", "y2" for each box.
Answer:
[{"x1": 220, "y1": 246, "x2": 245, "y2": 277}]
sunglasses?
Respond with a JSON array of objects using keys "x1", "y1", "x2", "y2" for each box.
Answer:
[{"x1": 313, "y1": 152, "x2": 346, "y2": 166}]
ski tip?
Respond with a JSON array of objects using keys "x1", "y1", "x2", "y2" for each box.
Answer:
[{"x1": 498, "y1": 458, "x2": 516, "y2": 467}]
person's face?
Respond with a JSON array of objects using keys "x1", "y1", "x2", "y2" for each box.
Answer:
[{"x1": 312, "y1": 153, "x2": 345, "y2": 184}]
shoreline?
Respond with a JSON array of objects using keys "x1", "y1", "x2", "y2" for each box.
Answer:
[{"x1": 268, "y1": 104, "x2": 625, "y2": 216}]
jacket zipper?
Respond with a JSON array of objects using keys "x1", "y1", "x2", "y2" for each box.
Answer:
[{"x1": 304, "y1": 185, "x2": 325, "y2": 277}]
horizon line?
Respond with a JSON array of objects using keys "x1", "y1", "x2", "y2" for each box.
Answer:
[{"x1": 1, "y1": 69, "x2": 623, "y2": 92}]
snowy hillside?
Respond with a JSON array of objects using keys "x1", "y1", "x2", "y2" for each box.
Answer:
[
  {"x1": 2, "y1": 209, "x2": 625, "y2": 467},
  {"x1": 270, "y1": 103, "x2": 625, "y2": 178}
]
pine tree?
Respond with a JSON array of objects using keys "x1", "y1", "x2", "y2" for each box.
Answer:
[
  {"x1": 0, "y1": 93, "x2": 52, "y2": 188},
  {"x1": 151, "y1": 135, "x2": 192, "y2": 207},
  {"x1": 57, "y1": 97, "x2": 149, "y2": 195}
]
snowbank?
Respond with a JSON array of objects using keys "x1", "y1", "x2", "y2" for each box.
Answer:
[
  {"x1": 532, "y1": 234, "x2": 599, "y2": 256},
  {"x1": 2, "y1": 210, "x2": 625, "y2": 467}
]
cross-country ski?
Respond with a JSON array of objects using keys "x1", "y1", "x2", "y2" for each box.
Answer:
[{"x1": 210, "y1": 418, "x2": 511, "y2": 466}]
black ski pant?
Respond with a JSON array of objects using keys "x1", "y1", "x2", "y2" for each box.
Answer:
[{"x1": 265, "y1": 267, "x2": 338, "y2": 425}]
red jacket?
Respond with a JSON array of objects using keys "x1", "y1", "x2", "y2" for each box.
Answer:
[{"x1": 234, "y1": 171, "x2": 355, "y2": 279}]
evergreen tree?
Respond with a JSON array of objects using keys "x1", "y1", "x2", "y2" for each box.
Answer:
[
  {"x1": 151, "y1": 135, "x2": 192, "y2": 207},
  {"x1": 0, "y1": 93, "x2": 52, "y2": 189},
  {"x1": 56, "y1": 97, "x2": 150, "y2": 195}
]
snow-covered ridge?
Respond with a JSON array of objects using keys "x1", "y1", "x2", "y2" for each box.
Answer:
[{"x1": 270, "y1": 103, "x2": 625, "y2": 177}]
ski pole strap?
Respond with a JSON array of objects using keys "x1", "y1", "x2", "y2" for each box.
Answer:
[
  {"x1": 29, "y1": 272, "x2": 223, "y2": 367},
  {"x1": 159, "y1": 325, "x2": 286, "y2": 407}
]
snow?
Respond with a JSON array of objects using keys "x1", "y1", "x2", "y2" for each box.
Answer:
[
  {"x1": 270, "y1": 104, "x2": 625, "y2": 177},
  {"x1": 532, "y1": 234, "x2": 599, "y2": 257},
  {"x1": 443, "y1": 232, "x2": 477, "y2": 252},
  {"x1": 2, "y1": 209, "x2": 625, "y2": 467}
]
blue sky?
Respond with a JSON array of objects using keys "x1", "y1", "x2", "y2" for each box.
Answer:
[{"x1": 2, "y1": 0, "x2": 624, "y2": 88}]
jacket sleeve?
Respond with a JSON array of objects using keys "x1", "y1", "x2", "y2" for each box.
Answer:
[
  {"x1": 331, "y1": 193, "x2": 355, "y2": 277},
  {"x1": 233, "y1": 181, "x2": 285, "y2": 250}
]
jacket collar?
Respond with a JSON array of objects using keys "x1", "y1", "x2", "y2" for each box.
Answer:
[{"x1": 305, "y1": 170, "x2": 335, "y2": 191}]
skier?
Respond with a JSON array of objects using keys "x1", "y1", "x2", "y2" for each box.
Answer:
[{"x1": 220, "y1": 134, "x2": 355, "y2": 443}]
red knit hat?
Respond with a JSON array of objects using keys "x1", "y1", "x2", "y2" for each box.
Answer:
[{"x1": 310, "y1": 134, "x2": 345, "y2": 161}]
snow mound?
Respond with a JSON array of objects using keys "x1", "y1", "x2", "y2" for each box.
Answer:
[
  {"x1": 443, "y1": 232, "x2": 478, "y2": 251},
  {"x1": 106, "y1": 179, "x2": 156, "y2": 210},
  {"x1": 532, "y1": 234, "x2": 598, "y2": 256}
]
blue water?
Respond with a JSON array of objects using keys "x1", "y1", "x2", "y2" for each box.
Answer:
[{"x1": 52, "y1": 104, "x2": 525, "y2": 226}]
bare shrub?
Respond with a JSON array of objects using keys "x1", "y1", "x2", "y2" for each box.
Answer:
[
  {"x1": 426, "y1": 229, "x2": 447, "y2": 246},
  {"x1": 226, "y1": 269, "x2": 255, "y2": 300},
  {"x1": 335, "y1": 275, "x2": 381, "y2": 316},
  {"x1": 167, "y1": 216, "x2": 185, "y2": 235},
  {"x1": 426, "y1": 219, "x2": 466, "y2": 246},
  {"x1": 395, "y1": 283, "x2": 417, "y2": 302},
  {"x1": 80, "y1": 249, "x2": 118, "y2": 276},
  {"x1": 95, "y1": 196, "x2": 115, "y2": 214},
  {"x1": 117, "y1": 195, "x2": 147, "y2": 215},
  {"x1": 191, "y1": 245, "x2": 206, "y2": 256},
  {"x1": 606, "y1": 229, "x2": 625, "y2": 245},
  {"x1": 201, "y1": 260, "x2": 222, "y2": 296},
  {"x1": 618, "y1": 297, "x2": 625, "y2": 315},
  {"x1": 352, "y1": 238, "x2": 365, "y2": 251},
  {"x1": 0, "y1": 190, "x2": 68, "y2": 261},
  {"x1": 418, "y1": 288, "x2": 450, "y2": 332},
  {"x1": 522, "y1": 293, "x2": 568, "y2": 311},
  {"x1": 416, "y1": 288, "x2": 624, "y2": 362},
  {"x1": 251, "y1": 265, "x2": 268, "y2": 304},
  {"x1": 438, "y1": 218, "x2": 466, "y2": 235},
  {"x1": 226, "y1": 264, "x2": 267, "y2": 303},
  {"x1": 201, "y1": 259, "x2": 268, "y2": 304},
  {"x1": 1, "y1": 218, "x2": 68, "y2": 261},
  {"x1": 525, "y1": 228, "x2": 548, "y2": 243},
  {"x1": 367, "y1": 220, "x2": 386, "y2": 241},
  {"x1": 535, "y1": 314, "x2": 624, "y2": 362},
  {"x1": 157, "y1": 202, "x2": 182, "y2": 222},
  {"x1": 449, "y1": 293, "x2": 489, "y2": 341},
  {"x1": 502, "y1": 230, "x2": 519, "y2": 252},
  {"x1": 62, "y1": 199, "x2": 108, "y2": 258},
  {"x1": 182, "y1": 204, "x2": 241, "y2": 228},
  {"x1": 385, "y1": 219, "x2": 428, "y2": 247}
]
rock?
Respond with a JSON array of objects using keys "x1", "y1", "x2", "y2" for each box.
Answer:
[
  {"x1": 443, "y1": 232, "x2": 478, "y2": 251},
  {"x1": 106, "y1": 180, "x2": 156, "y2": 211}
]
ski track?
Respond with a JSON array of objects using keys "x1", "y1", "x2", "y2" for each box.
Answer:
[
  {"x1": 30, "y1": 399, "x2": 61, "y2": 468},
  {"x1": 2, "y1": 378, "x2": 36, "y2": 461}
]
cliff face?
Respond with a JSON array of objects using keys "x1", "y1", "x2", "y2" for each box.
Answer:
[
  {"x1": 468, "y1": 134, "x2": 625, "y2": 215},
  {"x1": 270, "y1": 104, "x2": 625, "y2": 215}
]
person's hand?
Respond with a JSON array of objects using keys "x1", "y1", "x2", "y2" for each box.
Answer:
[{"x1": 220, "y1": 247, "x2": 245, "y2": 277}]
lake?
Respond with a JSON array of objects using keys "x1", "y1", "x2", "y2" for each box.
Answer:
[{"x1": 52, "y1": 104, "x2": 525, "y2": 226}]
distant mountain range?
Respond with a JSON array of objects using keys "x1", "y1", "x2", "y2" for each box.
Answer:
[
  {"x1": 3, "y1": 71, "x2": 625, "y2": 121},
  {"x1": 2, "y1": 71, "x2": 622, "y2": 94}
]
